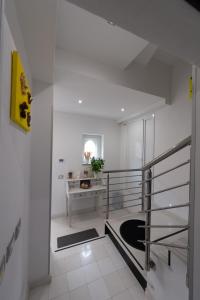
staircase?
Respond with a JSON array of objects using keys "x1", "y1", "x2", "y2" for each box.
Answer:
[{"x1": 102, "y1": 136, "x2": 191, "y2": 297}]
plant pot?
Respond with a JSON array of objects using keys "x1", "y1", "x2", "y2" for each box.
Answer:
[{"x1": 94, "y1": 172, "x2": 101, "y2": 179}]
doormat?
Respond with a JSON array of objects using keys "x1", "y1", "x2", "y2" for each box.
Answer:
[{"x1": 57, "y1": 228, "x2": 99, "y2": 249}]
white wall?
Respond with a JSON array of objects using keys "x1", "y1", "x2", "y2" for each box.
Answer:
[
  {"x1": 5, "y1": 0, "x2": 31, "y2": 85},
  {"x1": 52, "y1": 111, "x2": 120, "y2": 217},
  {"x1": 153, "y1": 61, "x2": 192, "y2": 220},
  {"x1": 29, "y1": 80, "x2": 53, "y2": 285},
  {"x1": 0, "y1": 11, "x2": 31, "y2": 300},
  {"x1": 120, "y1": 61, "x2": 192, "y2": 220},
  {"x1": 120, "y1": 119, "x2": 144, "y2": 169}
]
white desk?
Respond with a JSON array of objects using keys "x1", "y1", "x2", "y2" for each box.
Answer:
[{"x1": 65, "y1": 178, "x2": 106, "y2": 226}]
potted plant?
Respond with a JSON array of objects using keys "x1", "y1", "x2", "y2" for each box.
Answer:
[{"x1": 91, "y1": 157, "x2": 105, "y2": 178}]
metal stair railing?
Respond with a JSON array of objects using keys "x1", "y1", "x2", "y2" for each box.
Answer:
[
  {"x1": 141, "y1": 136, "x2": 191, "y2": 271},
  {"x1": 103, "y1": 136, "x2": 191, "y2": 275},
  {"x1": 102, "y1": 169, "x2": 143, "y2": 219}
]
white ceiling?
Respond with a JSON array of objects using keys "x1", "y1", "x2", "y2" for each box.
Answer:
[
  {"x1": 154, "y1": 48, "x2": 183, "y2": 66},
  {"x1": 56, "y1": 1, "x2": 149, "y2": 69},
  {"x1": 54, "y1": 67, "x2": 165, "y2": 121},
  {"x1": 67, "y1": 0, "x2": 200, "y2": 67},
  {"x1": 14, "y1": 0, "x2": 182, "y2": 85},
  {"x1": 15, "y1": 0, "x2": 57, "y2": 83}
]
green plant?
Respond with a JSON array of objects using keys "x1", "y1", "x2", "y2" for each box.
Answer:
[{"x1": 91, "y1": 157, "x2": 104, "y2": 173}]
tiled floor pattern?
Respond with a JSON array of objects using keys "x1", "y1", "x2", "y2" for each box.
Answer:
[
  {"x1": 50, "y1": 208, "x2": 139, "y2": 251},
  {"x1": 33, "y1": 211, "x2": 188, "y2": 300},
  {"x1": 30, "y1": 236, "x2": 150, "y2": 300},
  {"x1": 51, "y1": 211, "x2": 106, "y2": 251}
]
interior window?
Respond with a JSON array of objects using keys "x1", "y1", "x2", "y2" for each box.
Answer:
[{"x1": 82, "y1": 134, "x2": 103, "y2": 164}]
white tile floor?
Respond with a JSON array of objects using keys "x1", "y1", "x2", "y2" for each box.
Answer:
[
  {"x1": 30, "y1": 236, "x2": 149, "y2": 300},
  {"x1": 29, "y1": 211, "x2": 188, "y2": 300},
  {"x1": 50, "y1": 211, "x2": 105, "y2": 251}
]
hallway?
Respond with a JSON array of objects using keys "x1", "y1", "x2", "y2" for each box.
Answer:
[{"x1": 1, "y1": 1, "x2": 200, "y2": 300}]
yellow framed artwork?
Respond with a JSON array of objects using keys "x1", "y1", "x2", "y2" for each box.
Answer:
[{"x1": 10, "y1": 51, "x2": 32, "y2": 132}]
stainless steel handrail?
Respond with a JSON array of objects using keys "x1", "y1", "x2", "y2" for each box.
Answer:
[
  {"x1": 152, "y1": 228, "x2": 189, "y2": 243},
  {"x1": 145, "y1": 169, "x2": 152, "y2": 271},
  {"x1": 107, "y1": 180, "x2": 142, "y2": 186},
  {"x1": 142, "y1": 136, "x2": 191, "y2": 171},
  {"x1": 140, "y1": 225, "x2": 189, "y2": 229},
  {"x1": 106, "y1": 173, "x2": 110, "y2": 219},
  {"x1": 103, "y1": 192, "x2": 141, "y2": 199},
  {"x1": 109, "y1": 185, "x2": 142, "y2": 189},
  {"x1": 140, "y1": 160, "x2": 190, "y2": 184},
  {"x1": 105, "y1": 203, "x2": 142, "y2": 213},
  {"x1": 108, "y1": 187, "x2": 142, "y2": 192},
  {"x1": 104, "y1": 137, "x2": 191, "y2": 175},
  {"x1": 145, "y1": 181, "x2": 189, "y2": 197},
  {"x1": 107, "y1": 175, "x2": 142, "y2": 179},
  {"x1": 103, "y1": 197, "x2": 142, "y2": 206},
  {"x1": 138, "y1": 240, "x2": 188, "y2": 250},
  {"x1": 103, "y1": 135, "x2": 191, "y2": 273},
  {"x1": 145, "y1": 202, "x2": 189, "y2": 212},
  {"x1": 103, "y1": 168, "x2": 141, "y2": 174}
]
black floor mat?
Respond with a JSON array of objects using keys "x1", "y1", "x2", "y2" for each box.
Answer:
[{"x1": 57, "y1": 228, "x2": 99, "y2": 248}]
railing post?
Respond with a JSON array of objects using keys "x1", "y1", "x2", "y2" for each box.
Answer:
[
  {"x1": 145, "y1": 168, "x2": 152, "y2": 271},
  {"x1": 187, "y1": 147, "x2": 192, "y2": 287},
  {"x1": 141, "y1": 169, "x2": 145, "y2": 212},
  {"x1": 106, "y1": 173, "x2": 110, "y2": 219}
]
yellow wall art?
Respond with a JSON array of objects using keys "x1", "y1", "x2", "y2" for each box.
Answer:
[{"x1": 10, "y1": 51, "x2": 32, "y2": 132}]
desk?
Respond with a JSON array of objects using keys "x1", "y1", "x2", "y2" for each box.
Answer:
[{"x1": 65, "y1": 178, "x2": 106, "y2": 226}]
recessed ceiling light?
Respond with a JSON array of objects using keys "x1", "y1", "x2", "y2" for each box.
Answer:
[
  {"x1": 107, "y1": 20, "x2": 115, "y2": 26},
  {"x1": 78, "y1": 99, "x2": 83, "y2": 104},
  {"x1": 121, "y1": 108, "x2": 125, "y2": 112},
  {"x1": 152, "y1": 113, "x2": 155, "y2": 118}
]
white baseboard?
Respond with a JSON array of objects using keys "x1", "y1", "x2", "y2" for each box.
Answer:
[
  {"x1": 29, "y1": 274, "x2": 52, "y2": 290},
  {"x1": 51, "y1": 207, "x2": 99, "y2": 219},
  {"x1": 71, "y1": 207, "x2": 96, "y2": 216},
  {"x1": 51, "y1": 212, "x2": 66, "y2": 219}
]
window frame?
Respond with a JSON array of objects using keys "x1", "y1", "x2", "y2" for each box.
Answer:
[{"x1": 82, "y1": 133, "x2": 104, "y2": 165}]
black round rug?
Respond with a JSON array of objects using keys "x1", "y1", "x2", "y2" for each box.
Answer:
[{"x1": 120, "y1": 219, "x2": 145, "y2": 251}]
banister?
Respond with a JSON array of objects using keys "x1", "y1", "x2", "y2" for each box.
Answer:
[
  {"x1": 142, "y1": 135, "x2": 191, "y2": 171},
  {"x1": 139, "y1": 241, "x2": 188, "y2": 250},
  {"x1": 103, "y1": 168, "x2": 141, "y2": 174},
  {"x1": 103, "y1": 136, "x2": 191, "y2": 175},
  {"x1": 103, "y1": 135, "x2": 191, "y2": 273}
]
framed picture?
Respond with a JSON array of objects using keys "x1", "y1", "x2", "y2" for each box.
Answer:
[{"x1": 10, "y1": 51, "x2": 32, "y2": 132}]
